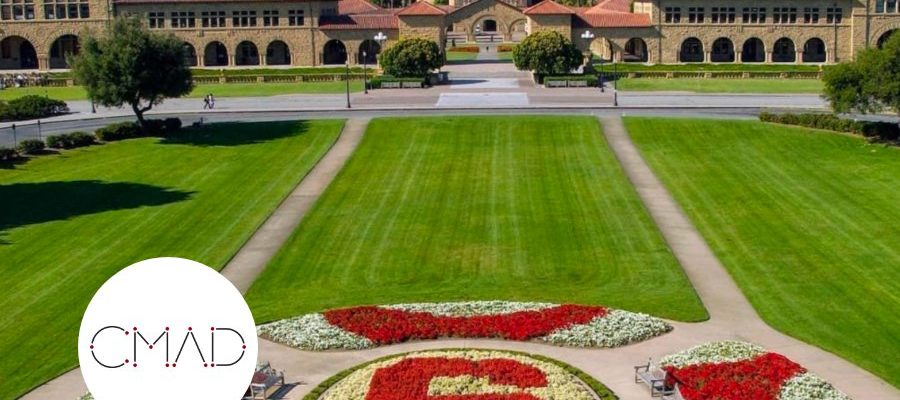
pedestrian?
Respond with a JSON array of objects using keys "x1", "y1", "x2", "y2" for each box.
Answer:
[
  {"x1": 209, "y1": 93, "x2": 216, "y2": 109},
  {"x1": 202, "y1": 94, "x2": 210, "y2": 109}
]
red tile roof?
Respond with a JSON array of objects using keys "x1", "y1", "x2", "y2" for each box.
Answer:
[
  {"x1": 319, "y1": 14, "x2": 398, "y2": 29},
  {"x1": 575, "y1": 10, "x2": 651, "y2": 27},
  {"x1": 586, "y1": 0, "x2": 631, "y2": 13},
  {"x1": 397, "y1": 1, "x2": 448, "y2": 15},
  {"x1": 337, "y1": 0, "x2": 384, "y2": 15},
  {"x1": 522, "y1": 0, "x2": 574, "y2": 15}
]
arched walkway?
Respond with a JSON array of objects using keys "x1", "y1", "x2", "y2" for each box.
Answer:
[
  {"x1": 510, "y1": 19, "x2": 527, "y2": 42},
  {"x1": 49, "y1": 34, "x2": 79, "y2": 69},
  {"x1": 680, "y1": 37, "x2": 704, "y2": 63},
  {"x1": 877, "y1": 29, "x2": 897, "y2": 48},
  {"x1": 204, "y1": 41, "x2": 228, "y2": 66},
  {"x1": 323, "y1": 40, "x2": 347, "y2": 65},
  {"x1": 0, "y1": 36, "x2": 38, "y2": 69},
  {"x1": 623, "y1": 38, "x2": 648, "y2": 62},
  {"x1": 357, "y1": 40, "x2": 380, "y2": 64},
  {"x1": 711, "y1": 38, "x2": 735, "y2": 62},
  {"x1": 183, "y1": 43, "x2": 198, "y2": 67},
  {"x1": 741, "y1": 37, "x2": 765, "y2": 63},
  {"x1": 266, "y1": 40, "x2": 291, "y2": 65},
  {"x1": 236, "y1": 41, "x2": 260, "y2": 66},
  {"x1": 481, "y1": 19, "x2": 498, "y2": 33},
  {"x1": 802, "y1": 38, "x2": 827, "y2": 63},
  {"x1": 772, "y1": 38, "x2": 796, "y2": 62}
]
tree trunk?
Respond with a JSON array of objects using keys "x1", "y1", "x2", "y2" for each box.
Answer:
[{"x1": 131, "y1": 101, "x2": 152, "y2": 131}]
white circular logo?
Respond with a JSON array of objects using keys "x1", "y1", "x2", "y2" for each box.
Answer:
[{"x1": 79, "y1": 257, "x2": 258, "y2": 400}]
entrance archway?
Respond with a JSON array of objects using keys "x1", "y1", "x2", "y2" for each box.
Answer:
[
  {"x1": 482, "y1": 19, "x2": 498, "y2": 32},
  {"x1": 236, "y1": 41, "x2": 259, "y2": 66},
  {"x1": 680, "y1": 37, "x2": 704, "y2": 62},
  {"x1": 510, "y1": 19, "x2": 527, "y2": 42},
  {"x1": 711, "y1": 38, "x2": 735, "y2": 62},
  {"x1": 623, "y1": 38, "x2": 648, "y2": 62},
  {"x1": 0, "y1": 36, "x2": 38, "y2": 69},
  {"x1": 204, "y1": 41, "x2": 228, "y2": 66},
  {"x1": 183, "y1": 43, "x2": 198, "y2": 67},
  {"x1": 877, "y1": 29, "x2": 896, "y2": 48},
  {"x1": 741, "y1": 37, "x2": 765, "y2": 63},
  {"x1": 802, "y1": 38, "x2": 826, "y2": 63},
  {"x1": 49, "y1": 34, "x2": 79, "y2": 69},
  {"x1": 266, "y1": 40, "x2": 291, "y2": 65},
  {"x1": 358, "y1": 40, "x2": 380, "y2": 64},
  {"x1": 772, "y1": 38, "x2": 796, "y2": 62},
  {"x1": 323, "y1": 40, "x2": 347, "y2": 65}
]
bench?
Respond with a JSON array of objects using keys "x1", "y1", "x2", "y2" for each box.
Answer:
[
  {"x1": 567, "y1": 80, "x2": 589, "y2": 87},
  {"x1": 244, "y1": 362, "x2": 285, "y2": 400},
  {"x1": 381, "y1": 81, "x2": 402, "y2": 89},
  {"x1": 545, "y1": 80, "x2": 567, "y2": 88},
  {"x1": 634, "y1": 359, "x2": 675, "y2": 398}
]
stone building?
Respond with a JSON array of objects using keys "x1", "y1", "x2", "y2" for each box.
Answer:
[{"x1": 0, "y1": 0, "x2": 897, "y2": 70}]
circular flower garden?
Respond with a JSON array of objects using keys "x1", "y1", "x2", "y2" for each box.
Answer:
[
  {"x1": 660, "y1": 341, "x2": 851, "y2": 400},
  {"x1": 307, "y1": 349, "x2": 615, "y2": 400},
  {"x1": 258, "y1": 301, "x2": 671, "y2": 350}
]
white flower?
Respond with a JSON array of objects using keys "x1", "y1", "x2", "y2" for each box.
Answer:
[
  {"x1": 540, "y1": 310, "x2": 672, "y2": 347},
  {"x1": 383, "y1": 301, "x2": 556, "y2": 317},
  {"x1": 660, "y1": 340, "x2": 765, "y2": 368},
  {"x1": 257, "y1": 313, "x2": 373, "y2": 351},
  {"x1": 780, "y1": 372, "x2": 852, "y2": 400}
]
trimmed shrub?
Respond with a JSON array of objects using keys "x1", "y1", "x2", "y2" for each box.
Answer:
[
  {"x1": 142, "y1": 119, "x2": 167, "y2": 136},
  {"x1": 378, "y1": 38, "x2": 444, "y2": 78},
  {"x1": 0, "y1": 146, "x2": 18, "y2": 161},
  {"x1": 760, "y1": 112, "x2": 900, "y2": 143},
  {"x1": 544, "y1": 75, "x2": 599, "y2": 86},
  {"x1": 0, "y1": 95, "x2": 69, "y2": 122},
  {"x1": 17, "y1": 139, "x2": 46, "y2": 155},
  {"x1": 164, "y1": 117, "x2": 182, "y2": 132},
  {"x1": 95, "y1": 121, "x2": 142, "y2": 141},
  {"x1": 47, "y1": 132, "x2": 96, "y2": 149}
]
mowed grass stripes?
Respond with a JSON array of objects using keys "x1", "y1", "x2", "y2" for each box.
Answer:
[
  {"x1": 0, "y1": 120, "x2": 343, "y2": 399},
  {"x1": 625, "y1": 117, "x2": 900, "y2": 387},
  {"x1": 247, "y1": 116, "x2": 707, "y2": 323}
]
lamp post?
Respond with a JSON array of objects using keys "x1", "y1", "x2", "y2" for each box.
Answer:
[
  {"x1": 345, "y1": 60, "x2": 351, "y2": 109},
  {"x1": 579, "y1": 30, "x2": 595, "y2": 77},
  {"x1": 613, "y1": 59, "x2": 618, "y2": 107},
  {"x1": 374, "y1": 31, "x2": 388, "y2": 89},
  {"x1": 362, "y1": 50, "x2": 368, "y2": 94}
]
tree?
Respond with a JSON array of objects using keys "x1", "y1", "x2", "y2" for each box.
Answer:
[
  {"x1": 823, "y1": 33, "x2": 900, "y2": 115},
  {"x1": 71, "y1": 17, "x2": 193, "y2": 128},
  {"x1": 512, "y1": 30, "x2": 583, "y2": 76},
  {"x1": 378, "y1": 38, "x2": 444, "y2": 78}
]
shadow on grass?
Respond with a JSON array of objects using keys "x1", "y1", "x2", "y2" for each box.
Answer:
[
  {"x1": 0, "y1": 180, "x2": 192, "y2": 242},
  {"x1": 161, "y1": 120, "x2": 310, "y2": 147}
]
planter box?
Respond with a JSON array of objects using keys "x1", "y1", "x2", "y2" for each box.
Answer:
[
  {"x1": 545, "y1": 80, "x2": 567, "y2": 88},
  {"x1": 401, "y1": 81, "x2": 423, "y2": 88},
  {"x1": 567, "y1": 80, "x2": 588, "y2": 87},
  {"x1": 381, "y1": 81, "x2": 402, "y2": 89}
]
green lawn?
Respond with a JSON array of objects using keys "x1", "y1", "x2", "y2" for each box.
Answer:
[
  {"x1": 626, "y1": 118, "x2": 900, "y2": 387},
  {"x1": 246, "y1": 116, "x2": 707, "y2": 323},
  {"x1": 591, "y1": 61, "x2": 826, "y2": 72},
  {"x1": 0, "y1": 120, "x2": 344, "y2": 398},
  {"x1": 0, "y1": 81, "x2": 364, "y2": 101},
  {"x1": 446, "y1": 51, "x2": 479, "y2": 62},
  {"x1": 615, "y1": 78, "x2": 823, "y2": 93}
]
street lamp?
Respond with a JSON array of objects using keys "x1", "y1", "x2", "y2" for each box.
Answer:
[
  {"x1": 613, "y1": 58, "x2": 618, "y2": 107},
  {"x1": 362, "y1": 50, "x2": 368, "y2": 94},
  {"x1": 374, "y1": 31, "x2": 388, "y2": 90},
  {"x1": 345, "y1": 59, "x2": 351, "y2": 109},
  {"x1": 579, "y1": 30, "x2": 595, "y2": 74}
]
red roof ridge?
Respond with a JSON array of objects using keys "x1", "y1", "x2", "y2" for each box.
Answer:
[
  {"x1": 523, "y1": 0, "x2": 575, "y2": 15},
  {"x1": 398, "y1": 0, "x2": 448, "y2": 15},
  {"x1": 585, "y1": 0, "x2": 631, "y2": 13}
]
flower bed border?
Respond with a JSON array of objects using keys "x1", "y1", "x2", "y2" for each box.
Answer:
[{"x1": 302, "y1": 348, "x2": 618, "y2": 400}]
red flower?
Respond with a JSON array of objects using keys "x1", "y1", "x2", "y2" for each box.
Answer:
[
  {"x1": 324, "y1": 305, "x2": 608, "y2": 344},
  {"x1": 366, "y1": 357, "x2": 547, "y2": 400},
  {"x1": 664, "y1": 353, "x2": 806, "y2": 400}
]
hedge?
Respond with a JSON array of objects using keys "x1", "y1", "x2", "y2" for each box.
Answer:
[
  {"x1": 497, "y1": 44, "x2": 515, "y2": 52},
  {"x1": 46, "y1": 131, "x2": 95, "y2": 149},
  {"x1": 369, "y1": 76, "x2": 425, "y2": 89},
  {"x1": 94, "y1": 121, "x2": 142, "y2": 141},
  {"x1": 759, "y1": 112, "x2": 900, "y2": 143},
  {"x1": 17, "y1": 139, "x2": 45, "y2": 155},
  {"x1": 544, "y1": 75, "x2": 599, "y2": 86},
  {"x1": 448, "y1": 45, "x2": 480, "y2": 53},
  {"x1": 0, "y1": 95, "x2": 69, "y2": 122},
  {"x1": 0, "y1": 147, "x2": 18, "y2": 161}
]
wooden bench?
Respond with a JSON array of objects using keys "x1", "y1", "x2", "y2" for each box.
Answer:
[
  {"x1": 567, "y1": 80, "x2": 588, "y2": 87},
  {"x1": 244, "y1": 362, "x2": 285, "y2": 400},
  {"x1": 634, "y1": 360, "x2": 675, "y2": 397},
  {"x1": 545, "y1": 80, "x2": 566, "y2": 88}
]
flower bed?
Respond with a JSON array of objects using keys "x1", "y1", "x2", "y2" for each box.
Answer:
[
  {"x1": 660, "y1": 341, "x2": 851, "y2": 400},
  {"x1": 258, "y1": 301, "x2": 671, "y2": 350},
  {"x1": 309, "y1": 349, "x2": 615, "y2": 400}
]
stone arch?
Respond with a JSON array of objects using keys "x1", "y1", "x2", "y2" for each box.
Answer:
[
  {"x1": 802, "y1": 38, "x2": 827, "y2": 63},
  {"x1": 711, "y1": 37, "x2": 735, "y2": 62},
  {"x1": 741, "y1": 37, "x2": 765, "y2": 63},
  {"x1": 772, "y1": 37, "x2": 796, "y2": 62},
  {"x1": 204, "y1": 41, "x2": 228, "y2": 66},
  {"x1": 357, "y1": 39, "x2": 380, "y2": 64},
  {"x1": 0, "y1": 36, "x2": 39, "y2": 69},
  {"x1": 877, "y1": 29, "x2": 897, "y2": 48},
  {"x1": 323, "y1": 39, "x2": 347, "y2": 65},
  {"x1": 472, "y1": 15, "x2": 502, "y2": 39},
  {"x1": 623, "y1": 38, "x2": 648, "y2": 62},
  {"x1": 679, "y1": 37, "x2": 704, "y2": 63},
  {"x1": 235, "y1": 41, "x2": 259, "y2": 66},
  {"x1": 49, "y1": 34, "x2": 79, "y2": 69},
  {"x1": 266, "y1": 40, "x2": 291, "y2": 65},
  {"x1": 182, "y1": 42, "x2": 198, "y2": 67},
  {"x1": 509, "y1": 18, "x2": 528, "y2": 42}
]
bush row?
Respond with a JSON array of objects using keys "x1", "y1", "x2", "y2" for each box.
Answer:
[
  {"x1": 497, "y1": 44, "x2": 515, "y2": 52},
  {"x1": 46, "y1": 131, "x2": 95, "y2": 149},
  {"x1": 544, "y1": 75, "x2": 600, "y2": 86},
  {"x1": 759, "y1": 112, "x2": 900, "y2": 143},
  {"x1": 0, "y1": 95, "x2": 69, "y2": 122}
]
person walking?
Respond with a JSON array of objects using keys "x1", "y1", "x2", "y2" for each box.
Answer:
[
  {"x1": 202, "y1": 94, "x2": 210, "y2": 109},
  {"x1": 209, "y1": 93, "x2": 216, "y2": 109}
]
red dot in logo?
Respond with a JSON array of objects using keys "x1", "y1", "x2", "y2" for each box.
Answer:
[
  {"x1": 210, "y1": 327, "x2": 215, "y2": 331},
  {"x1": 149, "y1": 345, "x2": 153, "y2": 349},
  {"x1": 125, "y1": 359, "x2": 129, "y2": 364},
  {"x1": 172, "y1": 363, "x2": 177, "y2": 367},
  {"x1": 211, "y1": 363, "x2": 215, "y2": 367},
  {"x1": 132, "y1": 363, "x2": 137, "y2": 368},
  {"x1": 89, "y1": 345, "x2": 94, "y2": 350},
  {"x1": 133, "y1": 327, "x2": 137, "y2": 331},
  {"x1": 165, "y1": 327, "x2": 170, "y2": 331},
  {"x1": 203, "y1": 363, "x2": 208, "y2": 367},
  {"x1": 165, "y1": 363, "x2": 169, "y2": 367},
  {"x1": 188, "y1": 327, "x2": 192, "y2": 331},
  {"x1": 125, "y1": 331, "x2": 129, "y2": 336},
  {"x1": 242, "y1": 345, "x2": 246, "y2": 349}
]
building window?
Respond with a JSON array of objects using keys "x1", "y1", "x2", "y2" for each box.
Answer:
[
  {"x1": 288, "y1": 9, "x2": 304, "y2": 25},
  {"x1": 826, "y1": 7, "x2": 842, "y2": 23},
  {"x1": 0, "y1": 0, "x2": 35, "y2": 20},
  {"x1": 232, "y1": 10, "x2": 257, "y2": 27},
  {"x1": 876, "y1": 0, "x2": 886, "y2": 12},
  {"x1": 711, "y1": 7, "x2": 735, "y2": 23},
  {"x1": 664, "y1": 7, "x2": 681, "y2": 23},
  {"x1": 43, "y1": 0, "x2": 88, "y2": 19},
  {"x1": 803, "y1": 7, "x2": 819, "y2": 23},
  {"x1": 201, "y1": 11, "x2": 226, "y2": 28},
  {"x1": 688, "y1": 7, "x2": 704, "y2": 23},
  {"x1": 773, "y1": 7, "x2": 796, "y2": 24},
  {"x1": 263, "y1": 10, "x2": 278, "y2": 26},
  {"x1": 171, "y1": 11, "x2": 195, "y2": 28},
  {"x1": 148, "y1": 11, "x2": 165, "y2": 28},
  {"x1": 742, "y1": 7, "x2": 766, "y2": 24},
  {"x1": 889, "y1": 0, "x2": 898, "y2": 12}
]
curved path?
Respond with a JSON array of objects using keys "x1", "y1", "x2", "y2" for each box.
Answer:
[{"x1": 20, "y1": 115, "x2": 899, "y2": 400}]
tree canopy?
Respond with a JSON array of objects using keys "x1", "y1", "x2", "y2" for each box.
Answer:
[
  {"x1": 512, "y1": 31, "x2": 583, "y2": 76},
  {"x1": 378, "y1": 38, "x2": 445, "y2": 78},
  {"x1": 823, "y1": 32, "x2": 899, "y2": 115},
  {"x1": 71, "y1": 17, "x2": 193, "y2": 127}
]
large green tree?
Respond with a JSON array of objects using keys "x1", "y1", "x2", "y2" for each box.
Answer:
[
  {"x1": 823, "y1": 33, "x2": 899, "y2": 115},
  {"x1": 512, "y1": 30, "x2": 583, "y2": 76},
  {"x1": 71, "y1": 17, "x2": 193, "y2": 128},
  {"x1": 378, "y1": 38, "x2": 444, "y2": 78}
]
